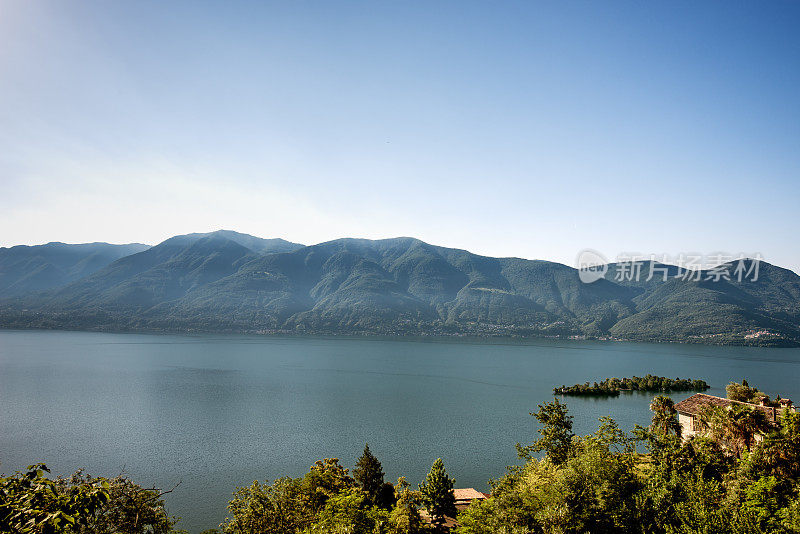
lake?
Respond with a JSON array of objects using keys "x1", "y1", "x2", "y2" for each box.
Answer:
[{"x1": 2, "y1": 329, "x2": 799, "y2": 532}]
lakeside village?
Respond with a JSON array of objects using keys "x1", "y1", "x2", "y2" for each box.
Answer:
[
  {"x1": 5, "y1": 378, "x2": 800, "y2": 533},
  {"x1": 249, "y1": 321, "x2": 793, "y2": 347}
]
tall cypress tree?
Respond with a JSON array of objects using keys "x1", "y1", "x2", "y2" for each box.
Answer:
[
  {"x1": 353, "y1": 443, "x2": 385, "y2": 504},
  {"x1": 419, "y1": 458, "x2": 456, "y2": 530}
]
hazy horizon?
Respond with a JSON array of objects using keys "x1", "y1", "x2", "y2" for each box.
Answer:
[{"x1": 2, "y1": 1, "x2": 798, "y2": 272}]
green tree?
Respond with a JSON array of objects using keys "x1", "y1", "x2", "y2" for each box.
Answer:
[
  {"x1": 353, "y1": 444, "x2": 387, "y2": 507},
  {"x1": 387, "y1": 478, "x2": 424, "y2": 534},
  {"x1": 663, "y1": 474, "x2": 761, "y2": 534},
  {"x1": 0, "y1": 464, "x2": 109, "y2": 534},
  {"x1": 458, "y1": 420, "x2": 645, "y2": 534},
  {"x1": 454, "y1": 463, "x2": 545, "y2": 534},
  {"x1": 0, "y1": 464, "x2": 182, "y2": 534},
  {"x1": 650, "y1": 395, "x2": 682, "y2": 438},
  {"x1": 740, "y1": 476, "x2": 784, "y2": 532},
  {"x1": 222, "y1": 477, "x2": 304, "y2": 534},
  {"x1": 300, "y1": 458, "x2": 355, "y2": 516},
  {"x1": 305, "y1": 488, "x2": 389, "y2": 534},
  {"x1": 726, "y1": 381, "x2": 765, "y2": 404},
  {"x1": 700, "y1": 405, "x2": 771, "y2": 458},
  {"x1": 749, "y1": 409, "x2": 800, "y2": 481},
  {"x1": 533, "y1": 422, "x2": 644, "y2": 533},
  {"x1": 780, "y1": 490, "x2": 800, "y2": 532},
  {"x1": 517, "y1": 398, "x2": 575, "y2": 465},
  {"x1": 65, "y1": 472, "x2": 181, "y2": 534},
  {"x1": 419, "y1": 459, "x2": 455, "y2": 531}
]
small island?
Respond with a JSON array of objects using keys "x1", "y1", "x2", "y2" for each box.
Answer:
[{"x1": 554, "y1": 375, "x2": 710, "y2": 396}]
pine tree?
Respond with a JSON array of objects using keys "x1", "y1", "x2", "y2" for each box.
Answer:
[
  {"x1": 419, "y1": 458, "x2": 455, "y2": 530},
  {"x1": 353, "y1": 443, "x2": 385, "y2": 505}
]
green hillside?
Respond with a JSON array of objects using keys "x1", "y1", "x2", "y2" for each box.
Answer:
[
  {"x1": 0, "y1": 241, "x2": 150, "y2": 297},
  {"x1": 0, "y1": 233, "x2": 797, "y2": 345}
]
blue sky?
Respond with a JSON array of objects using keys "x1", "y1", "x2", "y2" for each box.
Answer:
[{"x1": 1, "y1": 1, "x2": 798, "y2": 272}]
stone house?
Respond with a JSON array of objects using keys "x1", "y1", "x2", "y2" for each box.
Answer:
[{"x1": 674, "y1": 393, "x2": 795, "y2": 440}]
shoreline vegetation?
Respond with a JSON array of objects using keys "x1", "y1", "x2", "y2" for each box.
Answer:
[
  {"x1": 4, "y1": 381, "x2": 800, "y2": 533},
  {"x1": 554, "y1": 375, "x2": 710, "y2": 396}
]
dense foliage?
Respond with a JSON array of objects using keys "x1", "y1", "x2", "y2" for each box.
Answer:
[
  {"x1": 457, "y1": 399, "x2": 800, "y2": 534},
  {"x1": 726, "y1": 379, "x2": 788, "y2": 407},
  {"x1": 554, "y1": 375, "x2": 709, "y2": 396},
  {"x1": 2, "y1": 232, "x2": 799, "y2": 346},
  {"x1": 220, "y1": 453, "x2": 436, "y2": 534},
  {"x1": 217, "y1": 389, "x2": 800, "y2": 533},
  {"x1": 0, "y1": 464, "x2": 183, "y2": 534},
  {"x1": 6, "y1": 383, "x2": 800, "y2": 533}
]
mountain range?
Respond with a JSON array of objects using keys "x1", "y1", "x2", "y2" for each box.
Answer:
[{"x1": 1, "y1": 230, "x2": 798, "y2": 346}]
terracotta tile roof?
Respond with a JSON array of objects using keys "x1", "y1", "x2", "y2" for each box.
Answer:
[
  {"x1": 453, "y1": 488, "x2": 487, "y2": 501},
  {"x1": 674, "y1": 393, "x2": 777, "y2": 421}
]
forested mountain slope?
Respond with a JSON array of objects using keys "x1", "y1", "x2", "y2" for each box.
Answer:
[
  {"x1": 1, "y1": 232, "x2": 797, "y2": 345},
  {"x1": 0, "y1": 241, "x2": 150, "y2": 297}
]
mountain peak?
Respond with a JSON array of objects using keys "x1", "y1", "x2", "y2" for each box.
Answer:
[{"x1": 157, "y1": 230, "x2": 303, "y2": 255}]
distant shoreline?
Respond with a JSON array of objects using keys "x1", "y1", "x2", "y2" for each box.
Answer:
[{"x1": 1, "y1": 324, "x2": 797, "y2": 348}]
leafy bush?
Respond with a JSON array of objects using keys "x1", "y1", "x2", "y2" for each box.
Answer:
[{"x1": 0, "y1": 464, "x2": 182, "y2": 534}]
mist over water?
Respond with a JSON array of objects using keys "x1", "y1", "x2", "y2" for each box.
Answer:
[{"x1": 2, "y1": 330, "x2": 799, "y2": 532}]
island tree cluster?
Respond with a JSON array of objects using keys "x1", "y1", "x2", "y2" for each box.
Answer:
[{"x1": 554, "y1": 375, "x2": 709, "y2": 396}]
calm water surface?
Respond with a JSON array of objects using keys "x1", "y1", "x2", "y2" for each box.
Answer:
[{"x1": 2, "y1": 330, "x2": 800, "y2": 532}]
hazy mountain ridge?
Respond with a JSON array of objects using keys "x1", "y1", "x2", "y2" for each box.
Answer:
[
  {"x1": 1, "y1": 231, "x2": 798, "y2": 346},
  {"x1": 0, "y1": 241, "x2": 150, "y2": 297}
]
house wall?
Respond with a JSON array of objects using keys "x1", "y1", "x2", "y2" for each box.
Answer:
[{"x1": 678, "y1": 412, "x2": 696, "y2": 439}]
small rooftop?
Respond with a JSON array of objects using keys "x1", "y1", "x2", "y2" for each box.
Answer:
[
  {"x1": 421, "y1": 488, "x2": 490, "y2": 529},
  {"x1": 674, "y1": 393, "x2": 778, "y2": 421},
  {"x1": 454, "y1": 488, "x2": 489, "y2": 501}
]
